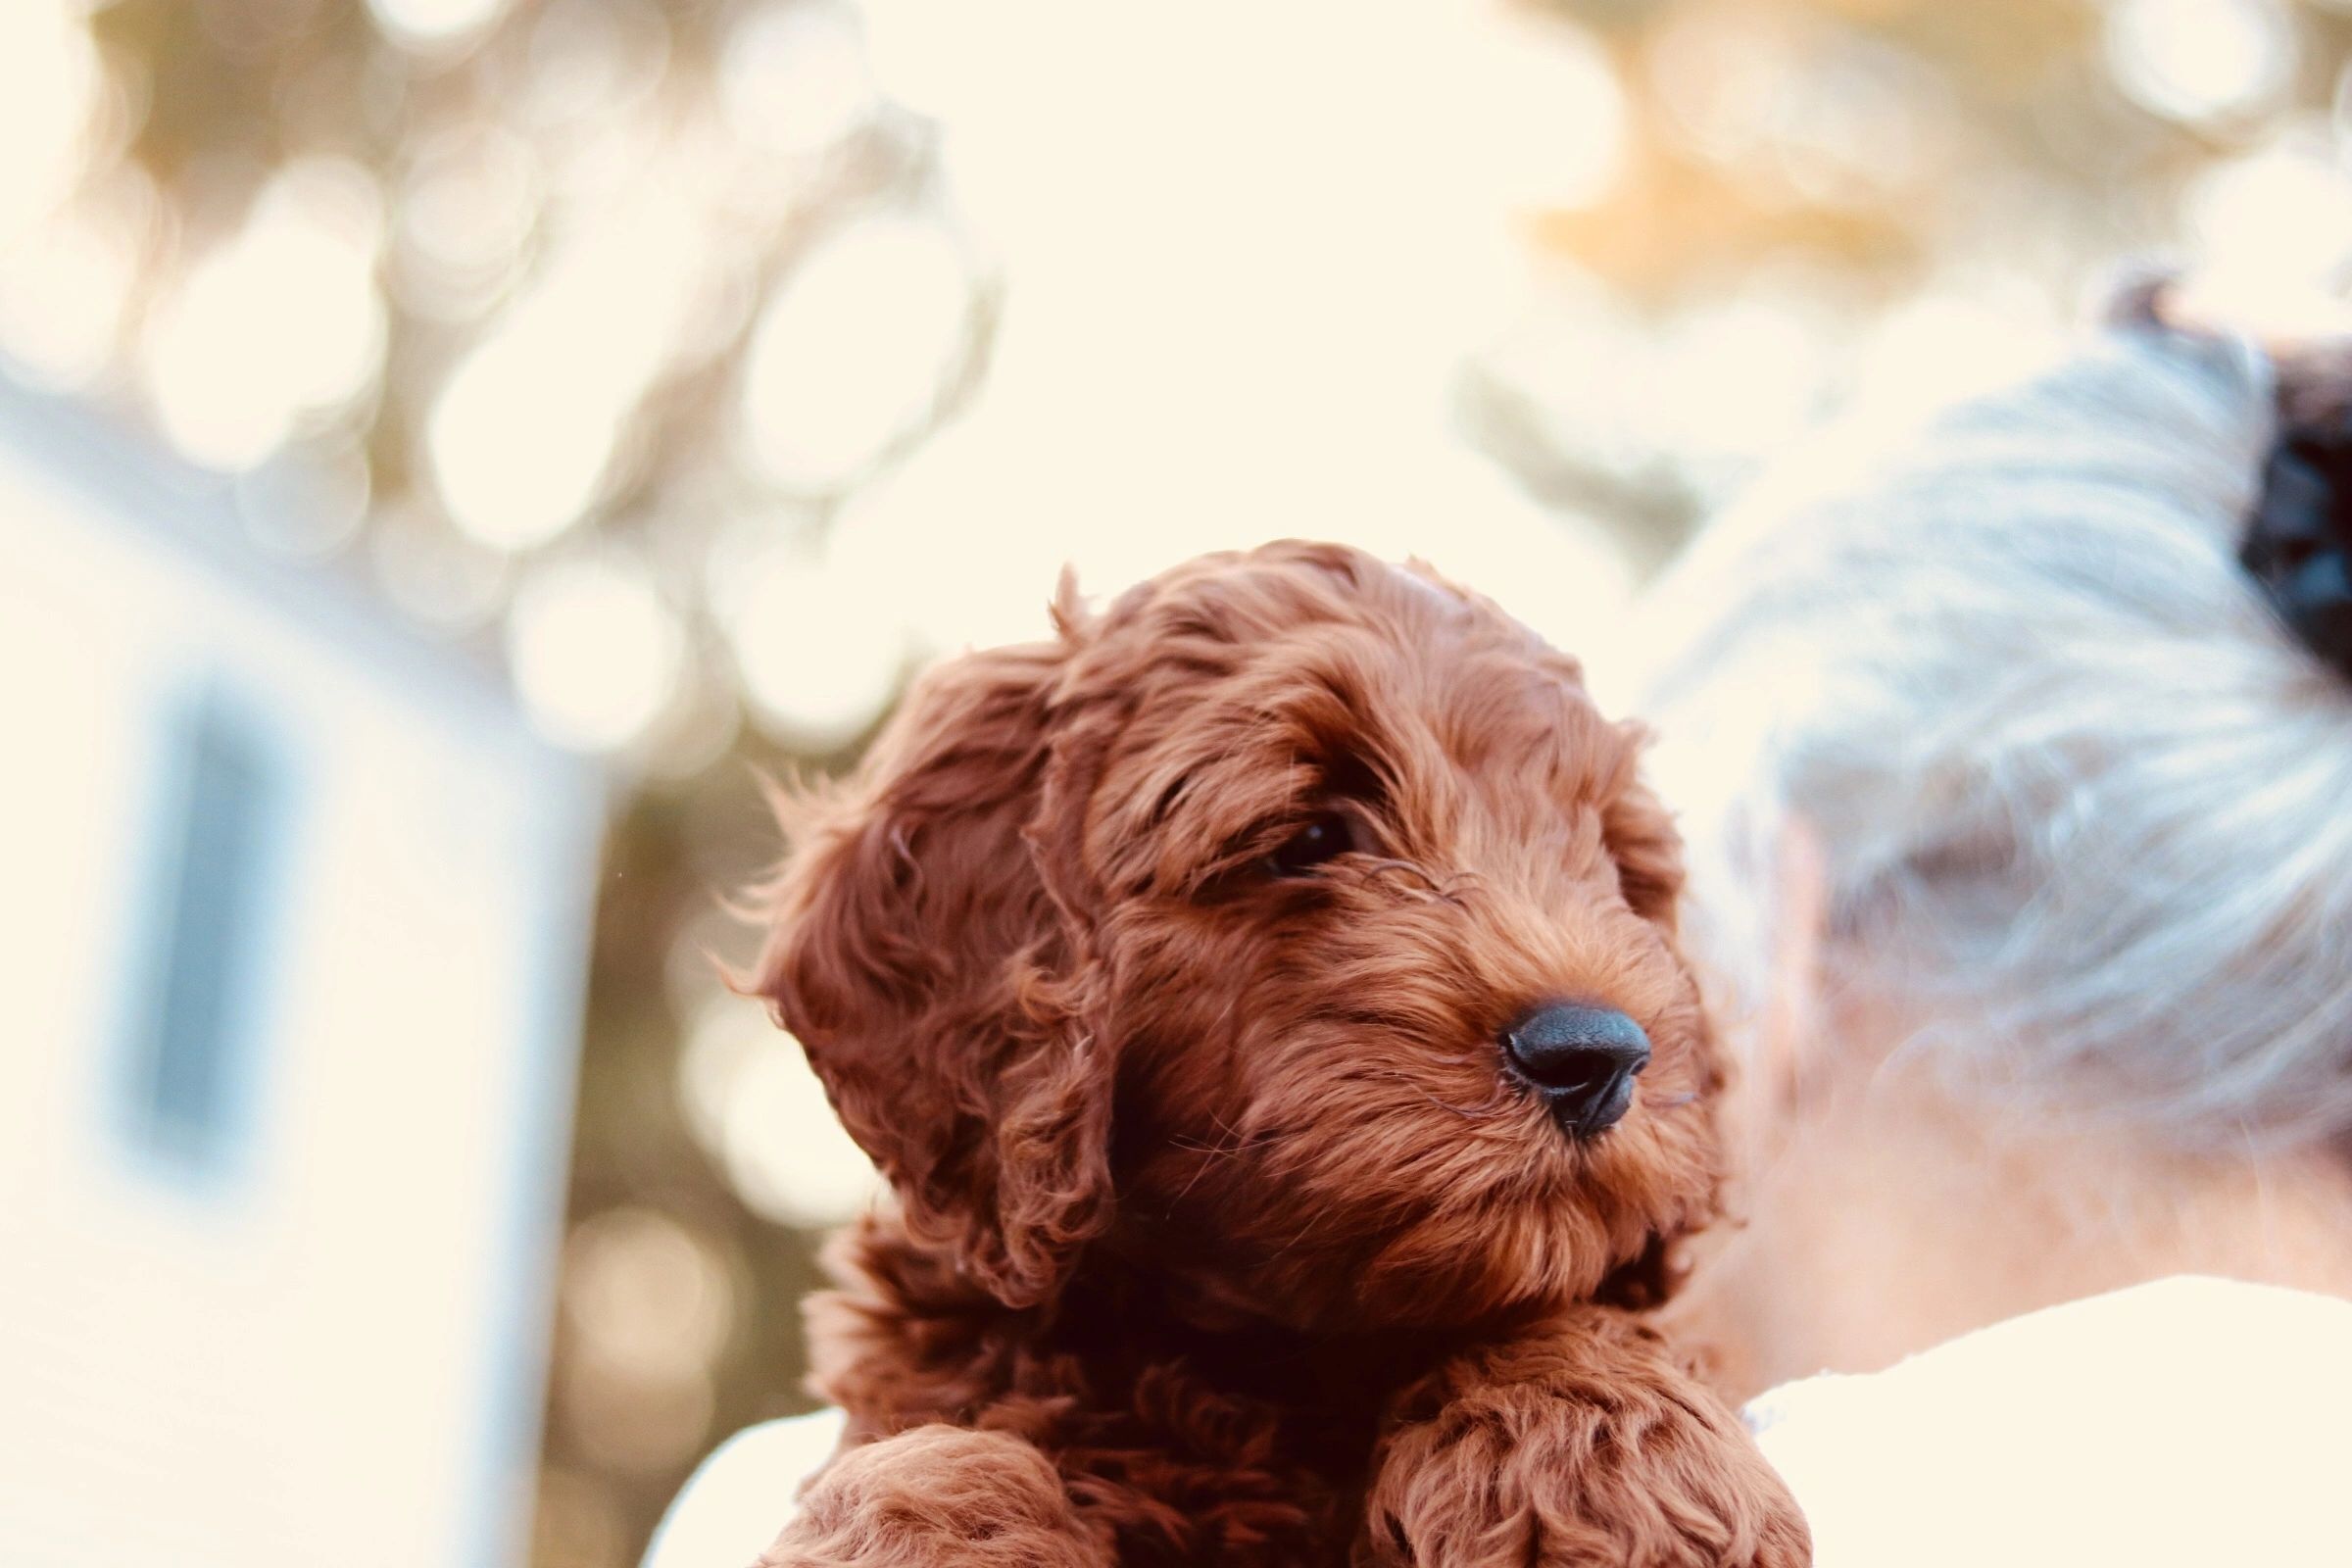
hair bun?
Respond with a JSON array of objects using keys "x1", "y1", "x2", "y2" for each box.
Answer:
[{"x1": 2242, "y1": 384, "x2": 2352, "y2": 678}]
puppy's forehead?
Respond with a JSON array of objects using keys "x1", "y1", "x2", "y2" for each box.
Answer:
[
  {"x1": 1094, "y1": 548, "x2": 1608, "y2": 785},
  {"x1": 1120, "y1": 550, "x2": 1528, "y2": 663}
]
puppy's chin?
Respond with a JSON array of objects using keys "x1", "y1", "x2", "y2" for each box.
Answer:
[
  {"x1": 1352, "y1": 1182, "x2": 1680, "y2": 1332},
  {"x1": 1164, "y1": 1217, "x2": 1640, "y2": 1340},
  {"x1": 1129, "y1": 1111, "x2": 1702, "y2": 1338}
]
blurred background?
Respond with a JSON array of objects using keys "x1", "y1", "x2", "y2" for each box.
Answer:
[{"x1": 3, "y1": 0, "x2": 2349, "y2": 1564}]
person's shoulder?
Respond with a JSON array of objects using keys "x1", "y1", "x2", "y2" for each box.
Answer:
[
  {"x1": 641, "y1": 1408, "x2": 846, "y2": 1568},
  {"x1": 1747, "y1": 1277, "x2": 2352, "y2": 1568}
]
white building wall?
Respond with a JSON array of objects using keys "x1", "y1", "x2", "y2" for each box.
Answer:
[{"x1": 0, "y1": 392, "x2": 601, "y2": 1568}]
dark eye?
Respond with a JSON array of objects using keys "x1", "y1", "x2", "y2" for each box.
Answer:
[{"x1": 1264, "y1": 811, "x2": 1355, "y2": 877}]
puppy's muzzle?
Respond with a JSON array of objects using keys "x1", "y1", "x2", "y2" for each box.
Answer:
[{"x1": 1502, "y1": 1004, "x2": 1650, "y2": 1138}]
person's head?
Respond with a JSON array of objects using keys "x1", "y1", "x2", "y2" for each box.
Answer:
[{"x1": 1635, "y1": 313, "x2": 2352, "y2": 1385}]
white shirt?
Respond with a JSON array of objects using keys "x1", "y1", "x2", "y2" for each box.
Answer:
[{"x1": 646, "y1": 1277, "x2": 2352, "y2": 1567}]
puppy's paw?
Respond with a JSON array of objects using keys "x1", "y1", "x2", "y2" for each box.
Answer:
[
  {"x1": 1356, "y1": 1327, "x2": 1810, "y2": 1568},
  {"x1": 760, "y1": 1425, "x2": 1110, "y2": 1568}
]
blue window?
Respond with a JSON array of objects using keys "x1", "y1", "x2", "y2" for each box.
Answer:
[{"x1": 122, "y1": 690, "x2": 287, "y2": 1173}]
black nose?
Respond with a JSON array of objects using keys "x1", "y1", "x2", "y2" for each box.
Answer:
[{"x1": 1502, "y1": 1004, "x2": 1651, "y2": 1137}]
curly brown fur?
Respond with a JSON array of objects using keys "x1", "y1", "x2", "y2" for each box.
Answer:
[
  {"x1": 749, "y1": 541, "x2": 1807, "y2": 1567},
  {"x1": 758, "y1": 1427, "x2": 1111, "y2": 1568}
]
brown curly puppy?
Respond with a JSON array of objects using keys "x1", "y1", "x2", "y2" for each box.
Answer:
[{"x1": 749, "y1": 541, "x2": 1808, "y2": 1568}]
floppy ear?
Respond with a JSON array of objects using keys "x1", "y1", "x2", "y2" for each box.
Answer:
[
  {"x1": 752, "y1": 635, "x2": 1117, "y2": 1309},
  {"x1": 1602, "y1": 742, "x2": 1687, "y2": 933}
]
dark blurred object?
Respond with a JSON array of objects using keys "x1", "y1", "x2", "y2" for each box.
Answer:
[{"x1": 2244, "y1": 347, "x2": 2352, "y2": 677}]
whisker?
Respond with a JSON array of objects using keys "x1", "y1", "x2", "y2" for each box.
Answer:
[
  {"x1": 1165, "y1": 1114, "x2": 1275, "y2": 1205},
  {"x1": 1414, "y1": 1090, "x2": 1505, "y2": 1119},
  {"x1": 1330, "y1": 1061, "x2": 1525, "y2": 1118},
  {"x1": 1168, "y1": 1137, "x2": 1241, "y2": 1156},
  {"x1": 1434, "y1": 870, "x2": 1482, "y2": 907}
]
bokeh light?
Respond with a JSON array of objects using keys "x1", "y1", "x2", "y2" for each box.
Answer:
[
  {"x1": 516, "y1": 0, "x2": 673, "y2": 132},
  {"x1": 564, "y1": 1206, "x2": 738, "y2": 1386},
  {"x1": 0, "y1": 170, "x2": 154, "y2": 392},
  {"x1": 140, "y1": 160, "x2": 387, "y2": 470},
  {"x1": 736, "y1": 213, "x2": 979, "y2": 495},
  {"x1": 718, "y1": 1, "x2": 879, "y2": 158},
  {"x1": 2184, "y1": 125, "x2": 2352, "y2": 289},
  {"x1": 678, "y1": 999, "x2": 881, "y2": 1230},
  {"x1": 505, "y1": 555, "x2": 684, "y2": 752},
  {"x1": 2105, "y1": 0, "x2": 2298, "y2": 125},
  {"x1": 392, "y1": 126, "x2": 543, "y2": 321},
  {"x1": 428, "y1": 180, "x2": 704, "y2": 551},
  {"x1": 368, "y1": 0, "x2": 513, "y2": 51},
  {"x1": 0, "y1": 2, "x2": 103, "y2": 249},
  {"x1": 714, "y1": 532, "x2": 910, "y2": 751}
]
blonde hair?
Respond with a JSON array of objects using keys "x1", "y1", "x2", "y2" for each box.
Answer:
[{"x1": 1637, "y1": 321, "x2": 2352, "y2": 1149}]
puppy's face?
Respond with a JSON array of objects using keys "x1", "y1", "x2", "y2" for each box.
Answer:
[
  {"x1": 1078, "y1": 550, "x2": 1719, "y2": 1330},
  {"x1": 758, "y1": 542, "x2": 1721, "y2": 1331}
]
